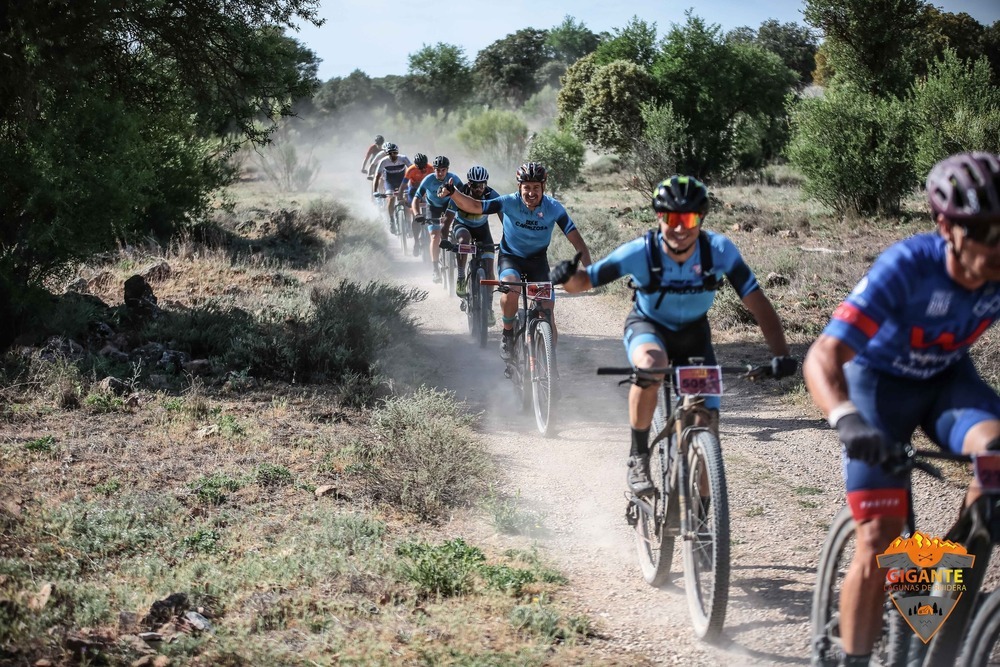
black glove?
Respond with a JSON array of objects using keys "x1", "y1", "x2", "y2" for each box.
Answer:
[
  {"x1": 439, "y1": 239, "x2": 456, "y2": 252},
  {"x1": 413, "y1": 215, "x2": 426, "y2": 224},
  {"x1": 770, "y1": 355, "x2": 798, "y2": 379},
  {"x1": 437, "y1": 179, "x2": 456, "y2": 198},
  {"x1": 550, "y1": 252, "x2": 582, "y2": 285},
  {"x1": 836, "y1": 412, "x2": 889, "y2": 466}
]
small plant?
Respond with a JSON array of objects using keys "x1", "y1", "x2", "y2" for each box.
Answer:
[
  {"x1": 94, "y1": 479, "x2": 122, "y2": 496},
  {"x1": 24, "y1": 435, "x2": 55, "y2": 453},
  {"x1": 479, "y1": 564, "x2": 536, "y2": 596},
  {"x1": 255, "y1": 463, "x2": 293, "y2": 488},
  {"x1": 217, "y1": 413, "x2": 245, "y2": 438},
  {"x1": 794, "y1": 486, "x2": 823, "y2": 496},
  {"x1": 83, "y1": 392, "x2": 124, "y2": 413},
  {"x1": 190, "y1": 473, "x2": 243, "y2": 505},
  {"x1": 482, "y1": 489, "x2": 547, "y2": 536},
  {"x1": 746, "y1": 504, "x2": 765, "y2": 518},
  {"x1": 396, "y1": 538, "x2": 486, "y2": 598},
  {"x1": 181, "y1": 528, "x2": 222, "y2": 554}
]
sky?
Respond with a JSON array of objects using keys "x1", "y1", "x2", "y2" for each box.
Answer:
[{"x1": 294, "y1": 0, "x2": 1000, "y2": 82}]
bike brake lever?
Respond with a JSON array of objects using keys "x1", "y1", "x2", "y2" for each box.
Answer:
[{"x1": 914, "y1": 459, "x2": 944, "y2": 480}]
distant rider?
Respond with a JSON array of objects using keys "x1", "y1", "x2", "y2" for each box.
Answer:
[
  {"x1": 361, "y1": 134, "x2": 385, "y2": 173},
  {"x1": 413, "y1": 156, "x2": 464, "y2": 282},
  {"x1": 372, "y1": 143, "x2": 411, "y2": 229}
]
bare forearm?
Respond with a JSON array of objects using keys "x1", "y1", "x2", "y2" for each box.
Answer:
[
  {"x1": 742, "y1": 289, "x2": 789, "y2": 356},
  {"x1": 803, "y1": 335, "x2": 856, "y2": 418},
  {"x1": 449, "y1": 189, "x2": 481, "y2": 214},
  {"x1": 565, "y1": 230, "x2": 592, "y2": 266}
]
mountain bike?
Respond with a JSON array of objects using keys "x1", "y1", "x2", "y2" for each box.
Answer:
[
  {"x1": 811, "y1": 446, "x2": 1000, "y2": 667},
  {"x1": 438, "y1": 227, "x2": 456, "y2": 296},
  {"x1": 412, "y1": 214, "x2": 431, "y2": 264},
  {"x1": 372, "y1": 193, "x2": 407, "y2": 253},
  {"x1": 481, "y1": 278, "x2": 557, "y2": 437},
  {"x1": 444, "y1": 242, "x2": 498, "y2": 348},
  {"x1": 597, "y1": 362, "x2": 773, "y2": 641}
]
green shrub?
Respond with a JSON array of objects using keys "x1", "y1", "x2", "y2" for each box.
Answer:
[
  {"x1": 360, "y1": 387, "x2": 490, "y2": 519},
  {"x1": 787, "y1": 85, "x2": 917, "y2": 216},
  {"x1": 190, "y1": 472, "x2": 243, "y2": 505},
  {"x1": 24, "y1": 435, "x2": 55, "y2": 453},
  {"x1": 396, "y1": 538, "x2": 486, "y2": 598},
  {"x1": 303, "y1": 198, "x2": 351, "y2": 234},
  {"x1": 526, "y1": 129, "x2": 584, "y2": 196},
  {"x1": 623, "y1": 101, "x2": 689, "y2": 193},
  {"x1": 457, "y1": 110, "x2": 529, "y2": 175},
  {"x1": 479, "y1": 564, "x2": 536, "y2": 596},
  {"x1": 255, "y1": 463, "x2": 293, "y2": 488}
]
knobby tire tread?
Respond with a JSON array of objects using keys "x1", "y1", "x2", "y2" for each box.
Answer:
[{"x1": 532, "y1": 320, "x2": 555, "y2": 437}]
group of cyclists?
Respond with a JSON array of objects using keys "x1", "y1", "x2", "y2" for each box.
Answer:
[{"x1": 364, "y1": 132, "x2": 1000, "y2": 665}]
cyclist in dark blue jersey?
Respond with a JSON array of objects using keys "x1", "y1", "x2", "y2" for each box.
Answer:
[
  {"x1": 442, "y1": 161, "x2": 592, "y2": 359},
  {"x1": 551, "y1": 175, "x2": 795, "y2": 493},
  {"x1": 803, "y1": 151, "x2": 1000, "y2": 666},
  {"x1": 413, "y1": 156, "x2": 464, "y2": 282}
]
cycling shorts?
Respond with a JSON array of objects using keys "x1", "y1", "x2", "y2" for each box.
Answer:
[
  {"x1": 405, "y1": 185, "x2": 418, "y2": 205},
  {"x1": 843, "y1": 355, "x2": 1000, "y2": 521},
  {"x1": 453, "y1": 222, "x2": 495, "y2": 256},
  {"x1": 498, "y1": 252, "x2": 550, "y2": 286},
  {"x1": 424, "y1": 204, "x2": 447, "y2": 231},
  {"x1": 623, "y1": 310, "x2": 719, "y2": 409}
]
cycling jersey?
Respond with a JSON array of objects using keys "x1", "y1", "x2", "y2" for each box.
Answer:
[
  {"x1": 402, "y1": 164, "x2": 433, "y2": 190},
  {"x1": 479, "y1": 194, "x2": 577, "y2": 259},
  {"x1": 367, "y1": 149, "x2": 388, "y2": 176},
  {"x1": 586, "y1": 230, "x2": 759, "y2": 331},
  {"x1": 415, "y1": 172, "x2": 464, "y2": 209},
  {"x1": 376, "y1": 155, "x2": 411, "y2": 190},
  {"x1": 362, "y1": 143, "x2": 381, "y2": 169},
  {"x1": 448, "y1": 184, "x2": 500, "y2": 228},
  {"x1": 823, "y1": 233, "x2": 1000, "y2": 380}
]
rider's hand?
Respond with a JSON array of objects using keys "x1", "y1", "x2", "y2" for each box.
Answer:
[
  {"x1": 550, "y1": 252, "x2": 582, "y2": 285},
  {"x1": 836, "y1": 412, "x2": 889, "y2": 466},
  {"x1": 439, "y1": 239, "x2": 456, "y2": 252},
  {"x1": 413, "y1": 215, "x2": 426, "y2": 223},
  {"x1": 770, "y1": 355, "x2": 798, "y2": 379},
  {"x1": 437, "y1": 179, "x2": 456, "y2": 198}
]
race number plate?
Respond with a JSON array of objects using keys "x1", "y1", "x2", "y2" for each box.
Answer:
[
  {"x1": 974, "y1": 453, "x2": 1000, "y2": 493},
  {"x1": 675, "y1": 365, "x2": 723, "y2": 396},
  {"x1": 526, "y1": 282, "x2": 553, "y2": 300},
  {"x1": 457, "y1": 243, "x2": 477, "y2": 255}
]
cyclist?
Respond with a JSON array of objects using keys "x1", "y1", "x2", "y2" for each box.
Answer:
[
  {"x1": 366, "y1": 142, "x2": 391, "y2": 180},
  {"x1": 802, "y1": 151, "x2": 1000, "y2": 667},
  {"x1": 440, "y1": 165, "x2": 502, "y2": 321},
  {"x1": 441, "y1": 161, "x2": 592, "y2": 360},
  {"x1": 550, "y1": 175, "x2": 796, "y2": 494},
  {"x1": 361, "y1": 134, "x2": 385, "y2": 173},
  {"x1": 399, "y1": 153, "x2": 433, "y2": 234},
  {"x1": 372, "y1": 143, "x2": 411, "y2": 229},
  {"x1": 413, "y1": 156, "x2": 463, "y2": 281}
]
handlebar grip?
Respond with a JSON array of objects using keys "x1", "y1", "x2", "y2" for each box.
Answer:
[
  {"x1": 480, "y1": 280, "x2": 500, "y2": 286},
  {"x1": 597, "y1": 367, "x2": 634, "y2": 375}
]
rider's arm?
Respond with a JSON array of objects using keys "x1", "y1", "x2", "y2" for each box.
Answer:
[
  {"x1": 803, "y1": 334, "x2": 858, "y2": 422},
  {"x1": 563, "y1": 229, "x2": 592, "y2": 267},
  {"x1": 440, "y1": 209, "x2": 456, "y2": 238},
  {"x1": 448, "y1": 184, "x2": 493, "y2": 215},
  {"x1": 741, "y1": 289, "x2": 791, "y2": 357},
  {"x1": 561, "y1": 270, "x2": 593, "y2": 293},
  {"x1": 565, "y1": 237, "x2": 643, "y2": 293},
  {"x1": 411, "y1": 192, "x2": 424, "y2": 216}
]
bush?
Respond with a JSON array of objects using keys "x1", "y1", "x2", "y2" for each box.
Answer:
[
  {"x1": 787, "y1": 85, "x2": 917, "y2": 216},
  {"x1": 526, "y1": 129, "x2": 585, "y2": 196},
  {"x1": 255, "y1": 124, "x2": 320, "y2": 192},
  {"x1": 457, "y1": 110, "x2": 529, "y2": 176},
  {"x1": 396, "y1": 538, "x2": 486, "y2": 598},
  {"x1": 623, "y1": 102, "x2": 689, "y2": 193},
  {"x1": 359, "y1": 387, "x2": 491, "y2": 518},
  {"x1": 571, "y1": 60, "x2": 654, "y2": 155}
]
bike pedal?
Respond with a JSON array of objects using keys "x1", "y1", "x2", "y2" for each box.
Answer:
[
  {"x1": 625, "y1": 501, "x2": 639, "y2": 527},
  {"x1": 503, "y1": 366, "x2": 513, "y2": 379},
  {"x1": 460, "y1": 301, "x2": 467, "y2": 312}
]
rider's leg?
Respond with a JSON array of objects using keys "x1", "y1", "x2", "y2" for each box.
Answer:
[
  {"x1": 430, "y1": 228, "x2": 441, "y2": 267},
  {"x1": 454, "y1": 227, "x2": 471, "y2": 277},
  {"x1": 625, "y1": 340, "x2": 667, "y2": 493}
]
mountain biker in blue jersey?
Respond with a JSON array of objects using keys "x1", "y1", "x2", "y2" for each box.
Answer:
[
  {"x1": 442, "y1": 161, "x2": 592, "y2": 360},
  {"x1": 414, "y1": 156, "x2": 464, "y2": 283},
  {"x1": 551, "y1": 175, "x2": 795, "y2": 494},
  {"x1": 440, "y1": 166, "x2": 503, "y2": 320},
  {"x1": 803, "y1": 151, "x2": 1000, "y2": 667}
]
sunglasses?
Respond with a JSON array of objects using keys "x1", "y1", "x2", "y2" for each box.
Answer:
[
  {"x1": 658, "y1": 211, "x2": 702, "y2": 229},
  {"x1": 961, "y1": 223, "x2": 1000, "y2": 247}
]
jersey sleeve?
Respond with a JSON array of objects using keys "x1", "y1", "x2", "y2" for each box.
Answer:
[
  {"x1": 822, "y1": 244, "x2": 910, "y2": 352},
  {"x1": 711, "y1": 234, "x2": 759, "y2": 299},
  {"x1": 553, "y1": 202, "x2": 577, "y2": 235},
  {"x1": 586, "y1": 237, "x2": 648, "y2": 289},
  {"x1": 415, "y1": 174, "x2": 432, "y2": 198},
  {"x1": 482, "y1": 194, "x2": 511, "y2": 216}
]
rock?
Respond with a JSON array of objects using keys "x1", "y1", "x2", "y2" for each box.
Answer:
[
  {"x1": 137, "y1": 632, "x2": 163, "y2": 643},
  {"x1": 132, "y1": 342, "x2": 165, "y2": 363},
  {"x1": 124, "y1": 275, "x2": 160, "y2": 322},
  {"x1": 65, "y1": 277, "x2": 89, "y2": 293},
  {"x1": 315, "y1": 485, "x2": 337, "y2": 498},
  {"x1": 141, "y1": 261, "x2": 172, "y2": 282},
  {"x1": 131, "y1": 655, "x2": 169, "y2": 667},
  {"x1": 157, "y1": 350, "x2": 190, "y2": 373},
  {"x1": 28, "y1": 583, "x2": 53, "y2": 611},
  {"x1": 181, "y1": 359, "x2": 211, "y2": 376},
  {"x1": 195, "y1": 425, "x2": 219, "y2": 439},
  {"x1": 141, "y1": 593, "x2": 188, "y2": 628},
  {"x1": 98, "y1": 345, "x2": 129, "y2": 363},
  {"x1": 41, "y1": 336, "x2": 85, "y2": 361},
  {"x1": 96, "y1": 377, "x2": 129, "y2": 396},
  {"x1": 34, "y1": 660, "x2": 53, "y2": 667},
  {"x1": 184, "y1": 610, "x2": 212, "y2": 632},
  {"x1": 764, "y1": 272, "x2": 791, "y2": 288}
]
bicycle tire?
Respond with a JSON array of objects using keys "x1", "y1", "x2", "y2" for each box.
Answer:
[
  {"x1": 396, "y1": 206, "x2": 408, "y2": 254},
  {"x1": 681, "y1": 429, "x2": 730, "y2": 641},
  {"x1": 477, "y1": 269, "x2": 489, "y2": 348},
  {"x1": 810, "y1": 507, "x2": 906, "y2": 667},
  {"x1": 634, "y1": 425, "x2": 678, "y2": 587},
  {"x1": 420, "y1": 227, "x2": 430, "y2": 264},
  {"x1": 444, "y1": 248, "x2": 455, "y2": 296},
  {"x1": 513, "y1": 311, "x2": 531, "y2": 412},
  {"x1": 531, "y1": 320, "x2": 555, "y2": 437},
  {"x1": 959, "y1": 588, "x2": 1000, "y2": 667},
  {"x1": 466, "y1": 266, "x2": 478, "y2": 336}
]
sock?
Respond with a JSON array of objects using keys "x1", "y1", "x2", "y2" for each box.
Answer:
[
  {"x1": 840, "y1": 655, "x2": 871, "y2": 667},
  {"x1": 458, "y1": 267, "x2": 466, "y2": 281},
  {"x1": 501, "y1": 315, "x2": 515, "y2": 332},
  {"x1": 630, "y1": 427, "x2": 650, "y2": 457}
]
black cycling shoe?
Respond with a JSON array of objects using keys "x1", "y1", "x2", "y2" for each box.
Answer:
[
  {"x1": 626, "y1": 454, "x2": 654, "y2": 495},
  {"x1": 500, "y1": 330, "x2": 514, "y2": 360},
  {"x1": 412, "y1": 242, "x2": 421, "y2": 257}
]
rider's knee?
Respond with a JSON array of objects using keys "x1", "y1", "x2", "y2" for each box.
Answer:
[{"x1": 855, "y1": 515, "x2": 906, "y2": 559}]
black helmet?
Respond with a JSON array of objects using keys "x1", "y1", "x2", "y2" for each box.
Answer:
[
  {"x1": 383, "y1": 142, "x2": 399, "y2": 153},
  {"x1": 515, "y1": 162, "x2": 547, "y2": 183},
  {"x1": 652, "y1": 175, "x2": 710, "y2": 215},
  {"x1": 432, "y1": 155, "x2": 450, "y2": 169},
  {"x1": 467, "y1": 165, "x2": 489, "y2": 183},
  {"x1": 927, "y1": 151, "x2": 1000, "y2": 223},
  {"x1": 374, "y1": 135, "x2": 384, "y2": 145},
  {"x1": 413, "y1": 153, "x2": 428, "y2": 168}
]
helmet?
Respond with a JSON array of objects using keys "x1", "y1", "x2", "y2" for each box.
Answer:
[
  {"x1": 467, "y1": 165, "x2": 489, "y2": 183},
  {"x1": 515, "y1": 162, "x2": 547, "y2": 183},
  {"x1": 383, "y1": 142, "x2": 399, "y2": 153},
  {"x1": 432, "y1": 155, "x2": 450, "y2": 169},
  {"x1": 413, "y1": 153, "x2": 428, "y2": 168},
  {"x1": 926, "y1": 151, "x2": 1000, "y2": 222},
  {"x1": 374, "y1": 135, "x2": 384, "y2": 145},
  {"x1": 652, "y1": 175, "x2": 710, "y2": 215}
]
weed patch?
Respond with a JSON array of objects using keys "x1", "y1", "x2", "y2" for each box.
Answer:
[
  {"x1": 24, "y1": 435, "x2": 55, "y2": 453},
  {"x1": 190, "y1": 472, "x2": 243, "y2": 505}
]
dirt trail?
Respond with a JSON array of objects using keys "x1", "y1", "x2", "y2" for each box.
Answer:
[{"x1": 381, "y1": 222, "x2": 969, "y2": 665}]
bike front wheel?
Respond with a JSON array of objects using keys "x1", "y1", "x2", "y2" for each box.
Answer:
[
  {"x1": 958, "y1": 587, "x2": 1000, "y2": 667},
  {"x1": 681, "y1": 429, "x2": 730, "y2": 641},
  {"x1": 530, "y1": 320, "x2": 555, "y2": 437},
  {"x1": 477, "y1": 269, "x2": 489, "y2": 348}
]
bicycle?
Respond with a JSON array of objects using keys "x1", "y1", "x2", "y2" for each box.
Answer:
[
  {"x1": 481, "y1": 277, "x2": 557, "y2": 437},
  {"x1": 372, "y1": 193, "x2": 407, "y2": 251},
  {"x1": 438, "y1": 227, "x2": 456, "y2": 296},
  {"x1": 811, "y1": 446, "x2": 1000, "y2": 667},
  {"x1": 412, "y1": 214, "x2": 431, "y2": 264},
  {"x1": 444, "y1": 242, "x2": 498, "y2": 348},
  {"x1": 596, "y1": 361, "x2": 773, "y2": 641}
]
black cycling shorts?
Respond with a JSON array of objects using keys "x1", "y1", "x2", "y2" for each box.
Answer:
[
  {"x1": 623, "y1": 310, "x2": 716, "y2": 366},
  {"x1": 452, "y1": 222, "x2": 495, "y2": 250},
  {"x1": 497, "y1": 252, "x2": 550, "y2": 283}
]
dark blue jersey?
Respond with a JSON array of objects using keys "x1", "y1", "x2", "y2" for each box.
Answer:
[{"x1": 823, "y1": 233, "x2": 1000, "y2": 379}]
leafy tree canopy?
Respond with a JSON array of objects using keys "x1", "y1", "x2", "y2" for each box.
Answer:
[
  {"x1": 406, "y1": 43, "x2": 472, "y2": 110},
  {"x1": 474, "y1": 28, "x2": 552, "y2": 106},
  {"x1": 728, "y1": 19, "x2": 819, "y2": 85},
  {"x1": 546, "y1": 15, "x2": 602, "y2": 63},
  {"x1": 592, "y1": 16, "x2": 659, "y2": 69}
]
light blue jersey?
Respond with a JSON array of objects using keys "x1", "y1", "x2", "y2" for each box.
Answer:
[
  {"x1": 416, "y1": 172, "x2": 464, "y2": 209},
  {"x1": 480, "y1": 194, "x2": 577, "y2": 258}
]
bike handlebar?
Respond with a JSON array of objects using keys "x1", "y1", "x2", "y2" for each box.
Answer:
[
  {"x1": 373, "y1": 193, "x2": 388, "y2": 198},
  {"x1": 597, "y1": 364, "x2": 774, "y2": 380},
  {"x1": 884, "y1": 444, "x2": 971, "y2": 480}
]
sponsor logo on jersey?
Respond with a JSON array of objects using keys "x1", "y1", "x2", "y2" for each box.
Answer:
[{"x1": 925, "y1": 290, "x2": 952, "y2": 317}]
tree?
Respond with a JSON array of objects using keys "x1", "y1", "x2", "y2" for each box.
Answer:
[
  {"x1": 526, "y1": 129, "x2": 586, "y2": 196},
  {"x1": 623, "y1": 102, "x2": 690, "y2": 192},
  {"x1": 473, "y1": 29, "x2": 551, "y2": 106},
  {"x1": 405, "y1": 43, "x2": 471, "y2": 110},
  {"x1": 592, "y1": 16, "x2": 659, "y2": 69},
  {"x1": 727, "y1": 21, "x2": 819, "y2": 85},
  {"x1": 457, "y1": 110, "x2": 529, "y2": 174},
  {"x1": 917, "y1": 6, "x2": 987, "y2": 69},
  {"x1": 556, "y1": 52, "x2": 601, "y2": 128},
  {"x1": 803, "y1": 0, "x2": 925, "y2": 97},
  {"x1": 572, "y1": 60, "x2": 655, "y2": 155},
  {"x1": 546, "y1": 15, "x2": 601, "y2": 64}
]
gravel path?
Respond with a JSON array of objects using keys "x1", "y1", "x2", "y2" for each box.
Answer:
[{"x1": 383, "y1": 223, "x2": 977, "y2": 666}]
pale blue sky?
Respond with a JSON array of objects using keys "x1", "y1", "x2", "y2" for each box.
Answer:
[{"x1": 295, "y1": 0, "x2": 1000, "y2": 81}]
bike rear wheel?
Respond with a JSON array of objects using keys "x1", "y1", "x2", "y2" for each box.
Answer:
[
  {"x1": 396, "y1": 206, "x2": 408, "y2": 254},
  {"x1": 681, "y1": 429, "x2": 730, "y2": 641},
  {"x1": 477, "y1": 269, "x2": 489, "y2": 349},
  {"x1": 531, "y1": 320, "x2": 555, "y2": 437},
  {"x1": 960, "y1": 588, "x2": 1000, "y2": 667},
  {"x1": 420, "y1": 226, "x2": 430, "y2": 263},
  {"x1": 465, "y1": 268, "x2": 477, "y2": 336}
]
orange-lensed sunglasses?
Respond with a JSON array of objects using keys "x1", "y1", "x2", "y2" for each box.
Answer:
[{"x1": 658, "y1": 211, "x2": 702, "y2": 229}]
